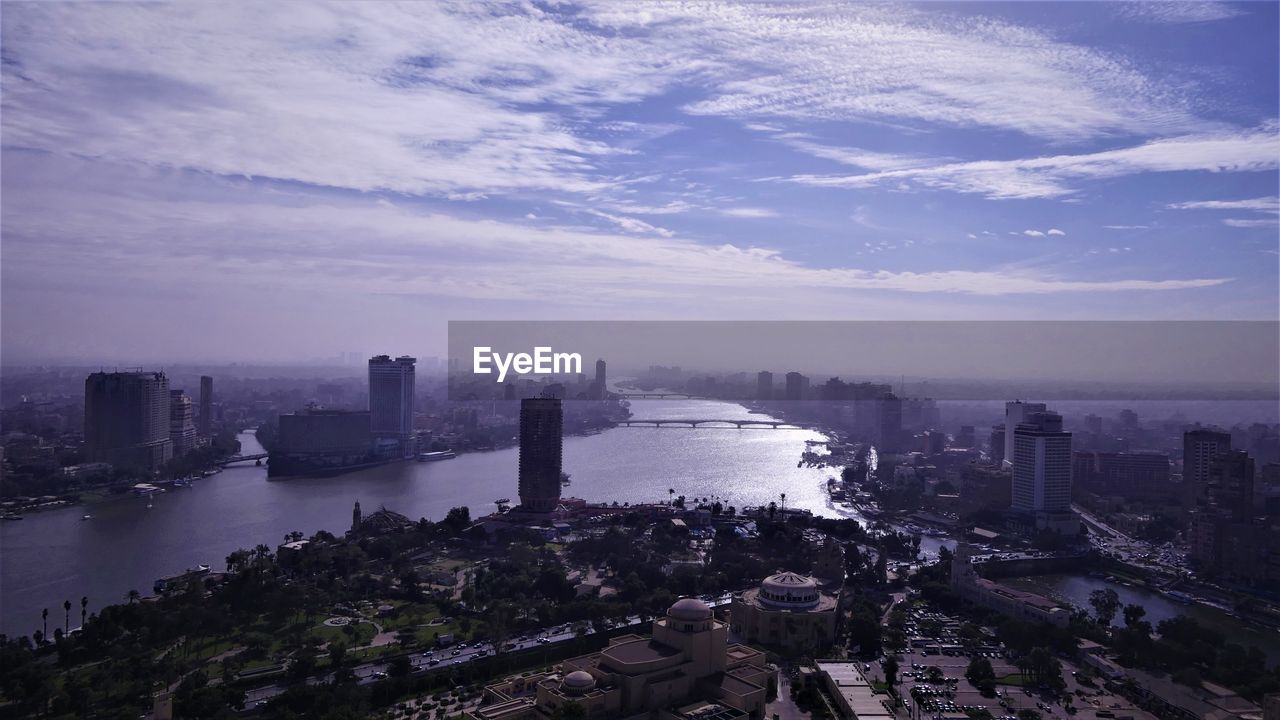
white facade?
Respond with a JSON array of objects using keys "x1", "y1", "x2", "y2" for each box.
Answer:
[
  {"x1": 368, "y1": 355, "x2": 416, "y2": 452},
  {"x1": 1011, "y1": 410, "x2": 1072, "y2": 516},
  {"x1": 1003, "y1": 401, "x2": 1046, "y2": 469}
]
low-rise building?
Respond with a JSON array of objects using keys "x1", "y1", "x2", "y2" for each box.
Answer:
[{"x1": 730, "y1": 571, "x2": 840, "y2": 655}]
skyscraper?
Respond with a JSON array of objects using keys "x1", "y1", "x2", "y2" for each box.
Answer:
[
  {"x1": 757, "y1": 371, "x2": 773, "y2": 401},
  {"x1": 784, "y1": 372, "x2": 808, "y2": 401},
  {"x1": 1183, "y1": 428, "x2": 1232, "y2": 509},
  {"x1": 169, "y1": 390, "x2": 197, "y2": 457},
  {"x1": 85, "y1": 371, "x2": 173, "y2": 470},
  {"x1": 1012, "y1": 409, "x2": 1074, "y2": 532},
  {"x1": 198, "y1": 375, "x2": 213, "y2": 436},
  {"x1": 1004, "y1": 401, "x2": 1047, "y2": 469},
  {"x1": 518, "y1": 396, "x2": 563, "y2": 513},
  {"x1": 989, "y1": 424, "x2": 1006, "y2": 466},
  {"x1": 369, "y1": 355, "x2": 416, "y2": 457},
  {"x1": 593, "y1": 358, "x2": 607, "y2": 400}
]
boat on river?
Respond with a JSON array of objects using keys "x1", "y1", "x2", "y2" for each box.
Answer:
[{"x1": 417, "y1": 451, "x2": 456, "y2": 462}]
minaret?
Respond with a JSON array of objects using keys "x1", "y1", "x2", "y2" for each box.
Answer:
[{"x1": 352, "y1": 500, "x2": 362, "y2": 534}]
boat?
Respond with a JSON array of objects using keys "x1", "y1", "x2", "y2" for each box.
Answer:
[
  {"x1": 416, "y1": 451, "x2": 457, "y2": 462},
  {"x1": 82, "y1": 514, "x2": 92, "y2": 521},
  {"x1": 146, "y1": 501, "x2": 153, "y2": 509},
  {"x1": 0, "y1": 514, "x2": 23, "y2": 521},
  {"x1": 1165, "y1": 590, "x2": 1196, "y2": 605}
]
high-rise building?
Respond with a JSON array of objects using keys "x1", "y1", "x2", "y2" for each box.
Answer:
[
  {"x1": 198, "y1": 375, "x2": 213, "y2": 436},
  {"x1": 1073, "y1": 451, "x2": 1171, "y2": 501},
  {"x1": 518, "y1": 396, "x2": 562, "y2": 513},
  {"x1": 85, "y1": 371, "x2": 173, "y2": 471},
  {"x1": 168, "y1": 390, "x2": 197, "y2": 457},
  {"x1": 1004, "y1": 401, "x2": 1047, "y2": 469},
  {"x1": 877, "y1": 394, "x2": 902, "y2": 451},
  {"x1": 784, "y1": 372, "x2": 809, "y2": 401},
  {"x1": 1183, "y1": 429, "x2": 1232, "y2": 509},
  {"x1": 1207, "y1": 449, "x2": 1255, "y2": 521},
  {"x1": 1012, "y1": 409, "x2": 1074, "y2": 531},
  {"x1": 369, "y1": 355, "x2": 416, "y2": 456},
  {"x1": 593, "y1": 358, "x2": 607, "y2": 400},
  {"x1": 757, "y1": 371, "x2": 773, "y2": 401},
  {"x1": 989, "y1": 424, "x2": 1006, "y2": 466}
]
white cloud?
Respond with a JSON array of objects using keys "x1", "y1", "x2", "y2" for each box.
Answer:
[
  {"x1": 1168, "y1": 197, "x2": 1279, "y2": 213},
  {"x1": 1118, "y1": 2, "x2": 1245, "y2": 24},
  {"x1": 1023, "y1": 230, "x2": 1046, "y2": 237},
  {"x1": 1223, "y1": 218, "x2": 1279, "y2": 228},
  {"x1": 966, "y1": 233, "x2": 977, "y2": 239},
  {"x1": 1047, "y1": 228, "x2": 1066, "y2": 236},
  {"x1": 719, "y1": 207, "x2": 779, "y2": 219},
  {"x1": 585, "y1": 210, "x2": 675, "y2": 237},
  {"x1": 783, "y1": 127, "x2": 1280, "y2": 199},
  {"x1": 1104, "y1": 225, "x2": 1151, "y2": 230}
]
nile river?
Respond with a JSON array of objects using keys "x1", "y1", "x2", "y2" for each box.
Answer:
[{"x1": 1, "y1": 398, "x2": 848, "y2": 637}]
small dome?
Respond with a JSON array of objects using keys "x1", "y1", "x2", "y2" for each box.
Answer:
[
  {"x1": 562, "y1": 670, "x2": 596, "y2": 694},
  {"x1": 759, "y1": 571, "x2": 820, "y2": 609},
  {"x1": 668, "y1": 597, "x2": 712, "y2": 622}
]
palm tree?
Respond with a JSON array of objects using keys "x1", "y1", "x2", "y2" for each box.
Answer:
[
  {"x1": 63, "y1": 599, "x2": 71, "y2": 633},
  {"x1": 80, "y1": 596, "x2": 88, "y2": 628},
  {"x1": 780, "y1": 492, "x2": 787, "y2": 515},
  {"x1": 41, "y1": 608, "x2": 48, "y2": 640},
  {"x1": 126, "y1": 589, "x2": 140, "y2": 604}
]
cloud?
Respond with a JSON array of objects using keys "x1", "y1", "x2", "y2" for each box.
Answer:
[
  {"x1": 966, "y1": 233, "x2": 977, "y2": 239},
  {"x1": 1047, "y1": 228, "x2": 1066, "y2": 236},
  {"x1": 718, "y1": 207, "x2": 778, "y2": 219},
  {"x1": 1104, "y1": 225, "x2": 1151, "y2": 230},
  {"x1": 782, "y1": 127, "x2": 1280, "y2": 199},
  {"x1": 1023, "y1": 230, "x2": 1046, "y2": 237},
  {"x1": 1223, "y1": 218, "x2": 1279, "y2": 228},
  {"x1": 584, "y1": 210, "x2": 675, "y2": 237},
  {"x1": 1117, "y1": 2, "x2": 1245, "y2": 24},
  {"x1": 1167, "y1": 197, "x2": 1280, "y2": 212}
]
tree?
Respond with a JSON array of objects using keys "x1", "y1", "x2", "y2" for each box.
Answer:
[
  {"x1": 1122, "y1": 604, "x2": 1146, "y2": 628},
  {"x1": 125, "y1": 589, "x2": 140, "y2": 604},
  {"x1": 79, "y1": 596, "x2": 87, "y2": 628},
  {"x1": 1089, "y1": 588, "x2": 1120, "y2": 627},
  {"x1": 62, "y1": 600, "x2": 71, "y2": 633},
  {"x1": 884, "y1": 656, "x2": 900, "y2": 687},
  {"x1": 551, "y1": 700, "x2": 587, "y2": 720},
  {"x1": 41, "y1": 608, "x2": 47, "y2": 642},
  {"x1": 966, "y1": 657, "x2": 997, "y2": 696},
  {"x1": 1018, "y1": 710, "x2": 1041, "y2": 720}
]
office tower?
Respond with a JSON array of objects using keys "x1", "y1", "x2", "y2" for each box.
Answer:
[
  {"x1": 1074, "y1": 451, "x2": 1171, "y2": 501},
  {"x1": 1208, "y1": 449, "x2": 1255, "y2": 521},
  {"x1": 1012, "y1": 410, "x2": 1074, "y2": 531},
  {"x1": 877, "y1": 394, "x2": 902, "y2": 451},
  {"x1": 784, "y1": 372, "x2": 809, "y2": 401},
  {"x1": 198, "y1": 375, "x2": 213, "y2": 436},
  {"x1": 369, "y1": 355, "x2": 416, "y2": 457},
  {"x1": 1004, "y1": 401, "x2": 1047, "y2": 469},
  {"x1": 989, "y1": 425, "x2": 1006, "y2": 466},
  {"x1": 1084, "y1": 414, "x2": 1103, "y2": 436},
  {"x1": 1184, "y1": 429, "x2": 1232, "y2": 508},
  {"x1": 84, "y1": 371, "x2": 173, "y2": 471},
  {"x1": 518, "y1": 396, "x2": 562, "y2": 513},
  {"x1": 1118, "y1": 409, "x2": 1139, "y2": 432},
  {"x1": 757, "y1": 371, "x2": 773, "y2": 401},
  {"x1": 504, "y1": 382, "x2": 516, "y2": 401},
  {"x1": 168, "y1": 390, "x2": 197, "y2": 457},
  {"x1": 593, "y1": 358, "x2": 607, "y2": 399}
]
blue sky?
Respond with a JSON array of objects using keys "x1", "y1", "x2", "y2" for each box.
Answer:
[{"x1": 1, "y1": 1, "x2": 1277, "y2": 362}]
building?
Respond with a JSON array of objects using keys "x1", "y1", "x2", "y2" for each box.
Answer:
[
  {"x1": 756, "y1": 371, "x2": 773, "y2": 401},
  {"x1": 877, "y1": 394, "x2": 903, "y2": 451},
  {"x1": 198, "y1": 375, "x2": 213, "y2": 436},
  {"x1": 369, "y1": 354, "x2": 416, "y2": 457},
  {"x1": 730, "y1": 571, "x2": 840, "y2": 654},
  {"x1": 518, "y1": 396, "x2": 562, "y2": 513},
  {"x1": 1003, "y1": 401, "x2": 1047, "y2": 469},
  {"x1": 814, "y1": 662, "x2": 895, "y2": 720},
  {"x1": 784, "y1": 372, "x2": 808, "y2": 402},
  {"x1": 468, "y1": 598, "x2": 772, "y2": 720},
  {"x1": 950, "y1": 544, "x2": 1070, "y2": 626},
  {"x1": 989, "y1": 425, "x2": 1005, "y2": 466},
  {"x1": 168, "y1": 390, "x2": 197, "y2": 457},
  {"x1": 268, "y1": 408, "x2": 374, "y2": 477},
  {"x1": 1184, "y1": 429, "x2": 1232, "y2": 509},
  {"x1": 1011, "y1": 409, "x2": 1075, "y2": 533},
  {"x1": 84, "y1": 371, "x2": 173, "y2": 471},
  {"x1": 593, "y1": 358, "x2": 607, "y2": 400},
  {"x1": 1073, "y1": 451, "x2": 1171, "y2": 502}
]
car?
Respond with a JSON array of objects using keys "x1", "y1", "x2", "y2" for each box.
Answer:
[
  {"x1": 372, "y1": 671, "x2": 388, "y2": 679},
  {"x1": 422, "y1": 650, "x2": 434, "y2": 657},
  {"x1": 428, "y1": 659, "x2": 440, "y2": 666},
  {"x1": 452, "y1": 649, "x2": 461, "y2": 656}
]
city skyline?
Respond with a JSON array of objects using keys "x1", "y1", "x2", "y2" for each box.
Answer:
[{"x1": 2, "y1": 2, "x2": 1278, "y2": 363}]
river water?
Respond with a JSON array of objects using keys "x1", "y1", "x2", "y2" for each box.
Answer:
[{"x1": 1, "y1": 398, "x2": 851, "y2": 636}]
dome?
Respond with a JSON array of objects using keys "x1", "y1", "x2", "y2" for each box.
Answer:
[
  {"x1": 668, "y1": 597, "x2": 713, "y2": 622},
  {"x1": 759, "y1": 571, "x2": 820, "y2": 609},
  {"x1": 561, "y1": 670, "x2": 596, "y2": 695}
]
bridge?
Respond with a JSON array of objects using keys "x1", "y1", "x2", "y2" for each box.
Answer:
[
  {"x1": 219, "y1": 453, "x2": 268, "y2": 465},
  {"x1": 616, "y1": 419, "x2": 799, "y2": 429},
  {"x1": 615, "y1": 392, "x2": 707, "y2": 400}
]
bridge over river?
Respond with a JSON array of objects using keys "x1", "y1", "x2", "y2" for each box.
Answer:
[{"x1": 615, "y1": 419, "x2": 800, "y2": 429}]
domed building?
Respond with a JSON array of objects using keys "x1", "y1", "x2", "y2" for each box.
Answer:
[
  {"x1": 468, "y1": 598, "x2": 773, "y2": 720},
  {"x1": 730, "y1": 570, "x2": 840, "y2": 655}
]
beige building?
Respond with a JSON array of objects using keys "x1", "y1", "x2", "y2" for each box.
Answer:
[
  {"x1": 468, "y1": 598, "x2": 772, "y2": 720},
  {"x1": 730, "y1": 571, "x2": 840, "y2": 655}
]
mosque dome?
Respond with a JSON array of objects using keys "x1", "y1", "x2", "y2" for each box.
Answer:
[{"x1": 668, "y1": 597, "x2": 713, "y2": 622}]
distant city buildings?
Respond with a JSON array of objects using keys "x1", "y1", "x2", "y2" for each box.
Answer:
[
  {"x1": 518, "y1": 396, "x2": 563, "y2": 513},
  {"x1": 784, "y1": 371, "x2": 809, "y2": 401},
  {"x1": 268, "y1": 408, "x2": 373, "y2": 477},
  {"x1": 756, "y1": 371, "x2": 773, "y2": 401},
  {"x1": 1003, "y1": 401, "x2": 1047, "y2": 469},
  {"x1": 592, "y1": 358, "x2": 607, "y2": 400},
  {"x1": 84, "y1": 371, "x2": 173, "y2": 471},
  {"x1": 1183, "y1": 428, "x2": 1233, "y2": 509},
  {"x1": 1072, "y1": 451, "x2": 1171, "y2": 503},
  {"x1": 168, "y1": 390, "x2": 196, "y2": 457},
  {"x1": 369, "y1": 354, "x2": 416, "y2": 458}
]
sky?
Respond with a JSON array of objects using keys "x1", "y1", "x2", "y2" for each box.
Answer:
[{"x1": 1, "y1": 1, "x2": 1278, "y2": 364}]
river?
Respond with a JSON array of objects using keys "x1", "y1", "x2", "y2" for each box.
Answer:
[{"x1": 1, "y1": 398, "x2": 856, "y2": 637}]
